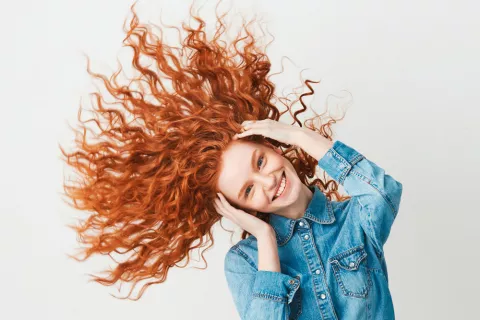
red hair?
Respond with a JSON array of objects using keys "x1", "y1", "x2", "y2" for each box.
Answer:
[{"x1": 59, "y1": 1, "x2": 350, "y2": 300}]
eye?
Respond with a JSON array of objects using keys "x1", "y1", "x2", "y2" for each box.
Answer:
[{"x1": 245, "y1": 155, "x2": 264, "y2": 198}]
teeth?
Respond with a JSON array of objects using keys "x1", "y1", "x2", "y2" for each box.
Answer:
[{"x1": 275, "y1": 174, "x2": 286, "y2": 198}]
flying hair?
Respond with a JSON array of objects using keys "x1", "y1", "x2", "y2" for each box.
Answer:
[{"x1": 59, "y1": 0, "x2": 351, "y2": 301}]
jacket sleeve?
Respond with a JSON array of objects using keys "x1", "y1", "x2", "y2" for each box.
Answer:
[
  {"x1": 317, "y1": 140, "x2": 403, "y2": 256},
  {"x1": 224, "y1": 245, "x2": 300, "y2": 320}
]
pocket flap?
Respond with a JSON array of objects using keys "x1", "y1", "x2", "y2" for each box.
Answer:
[{"x1": 328, "y1": 245, "x2": 367, "y2": 271}]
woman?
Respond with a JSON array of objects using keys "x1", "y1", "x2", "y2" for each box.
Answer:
[
  {"x1": 217, "y1": 122, "x2": 402, "y2": 319},
  {"x1": 60, "y1": 2, "x2": 403, "y2": 319}
]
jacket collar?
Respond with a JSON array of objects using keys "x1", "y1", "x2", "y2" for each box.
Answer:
[{"x1": 268, "y1": 186, "x2": 335, "y2": 246}]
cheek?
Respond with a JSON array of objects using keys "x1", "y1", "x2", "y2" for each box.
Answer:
[
  {"x1": 252, "y1": 195, "x2": 271, "y2": 208},
  {"x1": 272, "y1": 157, "x2": 286, "y2": 167}
]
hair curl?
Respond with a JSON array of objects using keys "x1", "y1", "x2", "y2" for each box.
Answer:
[{"x1": 59, "y1": 0, "x2": 351, "y2": 301}]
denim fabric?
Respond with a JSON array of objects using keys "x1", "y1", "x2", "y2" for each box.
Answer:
[{"x1": 224, "y1": 140, "x2": 403, "y2": 320}]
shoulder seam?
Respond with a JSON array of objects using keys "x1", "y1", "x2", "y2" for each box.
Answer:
[{"x1": 229, "y1": 244, "x2": 258, "y2": 270}]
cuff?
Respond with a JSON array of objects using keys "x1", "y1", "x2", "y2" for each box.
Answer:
[
  {"x1": 317, "y1": 140, "x2": 365, "y2": 185},
  {"x1": 252, "y1": 270, "x2": 300, "y2": 304}
]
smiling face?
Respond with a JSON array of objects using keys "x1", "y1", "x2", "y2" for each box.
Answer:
[{"x1": 216, "y1": 140, "x2": 313, "y2": 219}]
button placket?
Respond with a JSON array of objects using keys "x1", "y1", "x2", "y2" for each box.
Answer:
[{"x1": 297, "y1": 222, "x2": 335, "y2": 317}]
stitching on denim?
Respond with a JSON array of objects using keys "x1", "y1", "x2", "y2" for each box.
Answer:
[
  {"x1": 231, "y1": 245, "x2": 257, "y2": 270},
  {"x1": 371, "y1": 241, "x2": 384, "y2": 260},
  {"x1": 329, "y1": 148, "x2": 351, "y2": 185},
  {"x1": 232, "y1": 245, "x2": 302, "y2": 307},
  {"x1": 350, "y1": 153, "x2": 364, "y2": 165},
  {"x1": 319, "y1": 199, "x2": 335, "y2": 224},
  {"x1": 272, "y1": 220, "x2": 296, "y2": 246},
  {"x1": 348, "y1": 167, "x2": 398, "y2": 251},
  {"x1": 330, "y1": 259, "x2": 369, "y2": 299},
  {"x1": 297, "y1": 231, "x2": 338, "y2": 319},
  {"x1": 350, "y1": 168, "x2": 397, "y2": 216},
  {"x1": 227, "y1": 246, "x2": 256, "y2": 318},
  {"x1": 297, "y1": 233, "x2": 324, "y2": 313},
  {"x1": 289, "y1": 285, "x2": 302, "y2": 320},
  {"x1": 283, "y1": 220, "x2": 296, "y2": 245},
  {"x1": 271, "y1": 224, "x2": 283, "y2": 244},
  {"x1": 333, "y1": 252, "x2": 367, "y2": 271},
  {"x1": 354, "y1": 196, "x2": 383, "y2": 256},
  {"x1": 252, "y1": 292, "x2": 287, "y2": 303},
  {"x1": 328, "y1": 244, "x2": 365, "y2": 262},
  {"x1": 369, "y1": 181, "x2": 398, "y2": 217}
]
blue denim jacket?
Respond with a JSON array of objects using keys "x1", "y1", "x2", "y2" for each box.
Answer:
[{"x1": 224, "y1": 140, "x2": 403, "y2": 320}]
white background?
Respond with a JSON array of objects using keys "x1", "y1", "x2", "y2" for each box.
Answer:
[{"x1": 1, "y1": 0, "x2": 479, "y2": 319}]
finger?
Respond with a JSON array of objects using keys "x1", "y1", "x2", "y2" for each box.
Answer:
[
  {"x1": 241, "y1": 120, "x2": 254, "y2": 126},
  {"x1": 217, "y1": 193, "x2": 238, "y2": 216},
  {"x1": 235, "y1": 128, "x2": 262, "y2": 139},
  {"x1": 217, "y1": 193, "x2": 231, "y2": 209},
  {"x1": 213, "y1": 202, "x2": 224, "y2": 216},
  {"x1": 214, "y1": 201, "x2": 229, "y2": 218},
  {"x1": 242, "y1": 120, "x2": 265, "y2": 129},
  {"x1": 213, "y1": 202, "x2": 219, "y2": 213},
  {"x1": 216, "y1": 194, "x2": 228, "y2": 210}
]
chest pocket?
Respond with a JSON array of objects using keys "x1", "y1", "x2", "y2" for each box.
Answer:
[
  {"x1": 328, "y1": 245, "x2": 371, "y2": 299},
  {"x1": 288, "y1": 275, "x2": 302, "y2": 320}
]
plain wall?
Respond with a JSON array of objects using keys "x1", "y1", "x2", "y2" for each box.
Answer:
[{"x1": 1, "y1": 0, "x2": 479, "y2": 319}]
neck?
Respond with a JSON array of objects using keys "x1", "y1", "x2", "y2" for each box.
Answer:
[{"x1": 275, "y1": 184, "x2": 314, "y2": 220}]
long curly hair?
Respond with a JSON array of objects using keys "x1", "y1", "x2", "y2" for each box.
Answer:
[{"x1": 59, "y1": 1, "x2": 351, "y2": 301}]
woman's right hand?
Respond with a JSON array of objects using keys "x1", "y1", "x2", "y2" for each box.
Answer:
[{"x1": 214, "y1": 192, "x2": 273, "y2": 238}]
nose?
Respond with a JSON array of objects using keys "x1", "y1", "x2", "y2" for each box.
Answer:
[{"x1": 253, "y1": 172, "x2": 277, "y2": 192}]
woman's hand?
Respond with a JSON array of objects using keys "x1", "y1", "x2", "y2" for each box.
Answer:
[
  {"x1": 214, "y1": 193, "x2": 273, "y2": 238},
  {"x1": 232, "y1": 119, "x2": 307, "y2": 146}
]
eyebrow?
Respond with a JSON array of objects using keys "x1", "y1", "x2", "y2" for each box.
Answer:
[{"x1": 237, "y1": 148, "x2": 258, "y2": 200}]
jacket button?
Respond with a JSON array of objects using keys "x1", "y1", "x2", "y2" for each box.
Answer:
[
  {"x1": 320, "y1": 293, "x2": 326, "y2": 300},
  {"x1": 349, "y1": 262, "x2": 355, "y2": 267},
  {"x1": 289, "y1": 279, "x2": 295, "y2": 285},
  {"x1": 299, "y1": 221, "x2": 304, "y2": 227},
  {"x1": 304, "y1": 235, "x2": 309, "y2": 240},
  {"x1": 315, "y1": 270, "x2": 320, "y2": 275}
]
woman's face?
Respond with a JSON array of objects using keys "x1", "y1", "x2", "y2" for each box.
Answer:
[{"x1": 216, "y1": 140, "x2": 308, "y2": 216}]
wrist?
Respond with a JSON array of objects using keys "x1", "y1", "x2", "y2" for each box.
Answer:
[
  {"x1": 256, "y1": 226, "x2": 276, "y2": 243},
  {"x1": 256, "y1": 227, "x2": 280, "y2": 272},
  {"x1": 297, "y1": 128, "x2": 334, "y2": 160}
]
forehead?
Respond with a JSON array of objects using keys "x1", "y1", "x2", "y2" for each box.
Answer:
[
  {"x1": 217, "y1": 141, "x2": 261, "y2": 192},
  {"x1": 220, "y1": 140, "x2": 258, "y2": 171}
]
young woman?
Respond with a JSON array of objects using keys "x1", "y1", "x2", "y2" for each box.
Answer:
[
  {"x1": 60, "y1": 2, "x2": 403, "y2": 319},
  {"x1": 216, "y1": 121, "x2": 402, "y2": 320}
]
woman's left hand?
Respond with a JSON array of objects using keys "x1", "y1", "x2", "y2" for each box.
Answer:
[{"x1": 232, "y1": 119, "x2": 307, "y2": 146}]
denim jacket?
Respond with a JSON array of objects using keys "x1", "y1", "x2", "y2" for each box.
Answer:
[{"x1": 224, "y1": 140, "x2": 403, "y2": 320}]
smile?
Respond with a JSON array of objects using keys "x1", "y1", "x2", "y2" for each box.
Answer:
[{"x1": 273, "y1": 171, "x2": 287, "y2": 201}]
